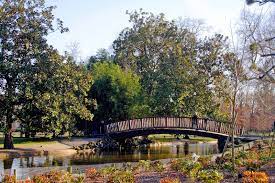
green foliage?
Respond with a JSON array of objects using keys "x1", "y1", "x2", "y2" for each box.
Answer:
[
  {"x1": 170, "y1": 158, "x2": 189, "y2": 171},
  {"x1": 150, "y1": 160, "x2": 165, "y2": 172},
  {"x1": 135, "y1": 160, "x2": 151, "y2": 172},
  {"x1": 98, "y1": 165, "x2": 134, "y2": 183},
  {"x1": 197, "y1": 156, "x2": 212, "y2": 168},
  {"x1": 90, "y1": 62, "x2": 147, "y2": 131},
  {"x1": 86, "y1": 48, "x2": 113, "y2": 69},
  {"x1": 110, "y1": 170, "x2": 135, "y2": 183},
  {"x1": 33, "y1": 55, "x2": 94, "y2": 136},
  {"x1": 113, "y1": 10, "x2": 231, "y2": 119},
  {"x1": 170, "y1": 158, "x2": 202, "y2": 178},
  {"x1": 183, "y1": 161, "x2": 202, "y2": 179},
  {"x1": 198, "y1": 169, "x2": 224, "y2": 183},
  {"x1": 99, "y1": 165, "x2": 119, "y2": 177},
  {"x1": 0, "y1": 0, "x2": 70, "y2": 148}
]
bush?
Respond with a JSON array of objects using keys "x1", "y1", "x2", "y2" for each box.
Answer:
[
  {"x1": 98, "y1": 165, "x2": 134, "y2": 183},
  {"x1": 110, "y1": 170, "x2": 134, "y2": 183},
  {"x1": 222, "y1": 162, "x2": 233, "y2": 171},
  {"x1": 242, "y1": 171, "x2": 269, "y2": 183},
  {"x1": 237, "y1": 151, "x2": 249, "y2": 159},
  {"x1": 74, "y1": 175, "x2": 85, "y2": 183},
  {"x1": 99, "y1": 166, "x2": 119, "y2": 177},
  {"x1": 85, "y1": 167, "x2": 98, "y2": 179},
  {"x1": 171, "y1": 159, "x2": 202, "y2": 178},
  {"x1": 159, "y1": 177, "x2": 181, "y2": 183},
  {"x1": 183, "y1": 161, "x2": 202, "y2": 179},
  {"x1": 150, "y1": 160, "x2": 165, "y2": 172},
  {"x1": 2, "y1": 175, "x2": 16, "y2": 183},
  {"x1": 244, "y1": 159, "x2": 261, "y2": 171},
  {"x1": 198, "y1": 169, "x2": 224, "y2": 183},
  {"x1": 135, "y1": 160, "x2": 151, "y2": 172},
  {"x1": 32, "y1": 171, "x2": 75, "y2": 183},
  {"x1": 170, "y1": 159, "x2": 188, "y2": 172},
  {"x1": 197, "y1": 156, "x2": 212, "y2": 168}
]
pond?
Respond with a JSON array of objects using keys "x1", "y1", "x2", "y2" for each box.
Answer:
[{"x1": 0, "y1": 141, "x2": 218, "y2": 171}]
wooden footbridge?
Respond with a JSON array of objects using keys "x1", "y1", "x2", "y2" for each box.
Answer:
[{"x1": 104, "y1": 116, "x2": 246, "y2": 152}]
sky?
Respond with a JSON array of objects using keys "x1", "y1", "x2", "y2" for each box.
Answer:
[{"x1": 45, "y1": 0, "x2": 272, "y2": 59}]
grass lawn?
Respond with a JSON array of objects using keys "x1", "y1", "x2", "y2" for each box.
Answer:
[{"x1": 0, "y1": 133, "x2": 57, "y2": 148}]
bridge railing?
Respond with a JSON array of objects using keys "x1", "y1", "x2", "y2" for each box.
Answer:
[{"x1": 105, "y1": 117, "x2": 245, "y2": 136}]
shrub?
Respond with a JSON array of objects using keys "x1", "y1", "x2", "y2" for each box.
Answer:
[
  {"x1": 170, "y1": 158, "x2": 202, "y2": 178},
  {"x1": 32, "y1": 170, "x2": 75, "y2": 183},
  {"x1": 246, "y1": 150, "x2": 259, "y2": 160},
  {"x1": 258, "y1": 150, "x2": 270, "y2": 163},
  {"x1": 109, "y1": 170, "x2": 134, "y2": 183},
  {"x1": 242, "y1": 171, "x2": 269, "y2": 183},
  {"x1": 99, "y1": 166, "x2": 118, "y2": 177},
  {"x1": 159, "y1": 177, "x2": 181, "y2": 183},
  {"x1": 222, "y1": 162, "x2": 233, "y2": 171},
  {"x1": 135, "y1": 160, "x2": 151, "y2": 172},
  {"x1": 2, "y1": 175, "x2": 16, "y2": 183},
  {"x1": 236, "y1": 151, "x2": 248, "y2": 160},
  {"x1": 198, "y1": 169, "x2": 224, "y2": 183},
  {"x1": 244, "y1": 159, "x2": 261, "y2": 171},
  {"x1": 183, "y1": 161, "x2": 202, "y2": 179},
  {"x1": 85, "y1": 168, "x2": 97, "y2": 179},
  {"x1": 197, "y1": 156, "x2": 211, "y2": 168},
  {"x1": 121, "y1": 162, "x2": 134, "y2": 171},
  {"x1": 170, "y1": 159, "x2": 188, "y2": 172},
  {"x1": 74, "y1": 175, "x2": 85, "y2": 183},
  {"x1": 215, "y1": 156, "x2": 230, "y2": 165},
  {"x1": 150, "y1": 160, "x2": 165, "y2": 172}
]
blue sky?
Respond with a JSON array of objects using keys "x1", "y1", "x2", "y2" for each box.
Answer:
[{"x1": 46, "y1": 0, "x2": 271, "y2": 59}]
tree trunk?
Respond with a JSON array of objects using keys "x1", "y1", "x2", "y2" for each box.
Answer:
[
  {"x1": 4, "y1": 78, "x2": 15, "y2": 149},
  {"x1": 4, "y1": 107, "x2": 14, "y2": 149},
  {"x1": 25, "y1": 131, "x2": 30, "y2": 138},
  {"x1": 4, "y1": 131, "x2": 14, "y2": 149}
]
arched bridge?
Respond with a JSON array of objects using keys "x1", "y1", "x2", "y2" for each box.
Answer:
[{"x1": 104, "y1": 117, "x2": 245, "y2": 152}]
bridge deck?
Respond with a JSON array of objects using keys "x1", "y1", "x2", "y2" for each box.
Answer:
[{"x1": 105, "y1": 117, "x2": 244, "y2": 137}]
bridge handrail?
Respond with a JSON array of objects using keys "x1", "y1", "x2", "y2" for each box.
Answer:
[{"x1": 105, "y1": 117, "x2": 245, "y2": 136}]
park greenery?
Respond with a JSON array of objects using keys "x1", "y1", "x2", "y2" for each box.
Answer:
[
  {"x1": 0, "y1": 0, "x2": 274, "y2": 150},
  {"x1": 2, "y1": 141, "x2": 273, "y2": 182}
]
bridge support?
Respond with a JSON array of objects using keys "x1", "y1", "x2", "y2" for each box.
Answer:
[{"x1": 217, "y1": 137, "x2": 227, "y2": 153}]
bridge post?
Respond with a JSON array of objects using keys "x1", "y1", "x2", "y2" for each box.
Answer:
[
  {"x1": 204, "y1": 118, "x2": 208, "y2": 130},
  {"x1": 116, "y1": 122, "x2": 119, "y2": 132},
  {"x1": 218, "y1": 137, "x2": 227, "y2": 153},
  {"x1": 128, "y1": 120, "x2": 131, "y2": 130},
  {"x1": 218, "y1": 122, "x2": 222, "y2": 133},
  {"x1": 192, "y1": 115, "x2": 198, "y2": 129},
  {"x1": 240, "y1": 126, "x2": 244, "y2": 136}
]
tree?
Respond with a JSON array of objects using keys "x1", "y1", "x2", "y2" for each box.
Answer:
[
  {"x1": 238, "y1": 8, "x2": 275, "y2": 83},
  {"x1": 0, "y1": 0, "x2": 69, "y2": 149},
  {"x1": 89, "y1": 62, "x2": 145, "y2": 133},
  {"x1": 113, "y1": 10, "x2": 230, "y2": 119},
  {"x1": 86, "y1": 48, "x2": 113, "y2": 70},
  {"x1": 32, "y1": 52, "x2": 94, "y2": 137}
]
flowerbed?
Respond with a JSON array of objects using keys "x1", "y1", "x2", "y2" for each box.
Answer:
[{"x1": 2, "y1": 141, "x2": 273, "y2": 183}]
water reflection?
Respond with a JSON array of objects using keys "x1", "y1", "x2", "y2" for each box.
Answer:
[{"x1": 1, "y1": 141, "x2": 218, "y2": 170}]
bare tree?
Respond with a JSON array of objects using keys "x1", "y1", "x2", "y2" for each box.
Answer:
[{"x1": 237, "y1": 8, "x2": 275, "y2": 83}]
